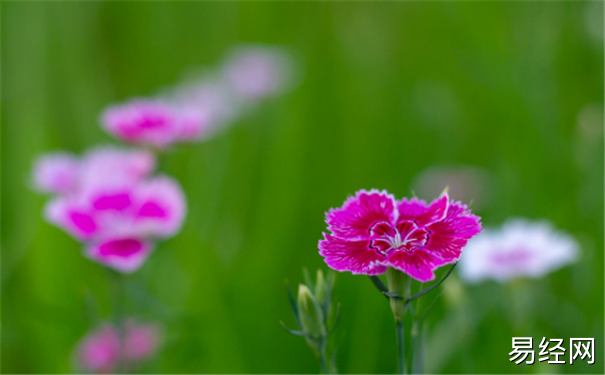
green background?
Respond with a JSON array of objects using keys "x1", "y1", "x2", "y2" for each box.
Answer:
[{"x1": 2, "y1": 1, "x2": 603, "y2": 374}]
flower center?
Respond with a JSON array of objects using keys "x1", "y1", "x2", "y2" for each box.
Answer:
[{"x1": 368, "y1": 221, "x2": 430, "y2": 256}]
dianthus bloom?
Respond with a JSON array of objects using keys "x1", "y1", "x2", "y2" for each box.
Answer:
[
  {"x1": 318, "y1": 189, "x2": 482, "y2": 282},
  {"x1": 76, "y1": 321, "x2": 161, "y2": 373},
  {"x1": 223, "y1": 46, "x2": 293, "y2": 100},
  {"x1": 101, "y1": 99, "x2": 214, "y2": 148},
  {"x1": 33, "y1": 146, "x2": 186, "y2": 273},
  {"x1": 32, "y1": 147, "x2": 155, "y2": 195},
  {"x1": 458, "y1": 219, "x2": 579, "y2": 283}
]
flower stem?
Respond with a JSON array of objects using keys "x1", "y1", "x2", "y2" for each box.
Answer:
[
  {"x1": 396, "y1": 319, "x2": 406, "y2": 375},
  {"x1": 318, "y1": 338, "x2": 330, "y2": 374},
  {"x1": 112, "y1": 271, "x2": 127, "y2": 373}
]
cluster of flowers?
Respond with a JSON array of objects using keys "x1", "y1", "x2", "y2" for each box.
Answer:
[
  {"x1": 32, "y1": 45, "x2": 294, "y2": 372},
  {"x1": 76, "y1": 320, "x2": 161, "y2": 373},
  {"x1": 101, "y1": 45, "x2": 293, "y2": 149},
  {"x1": 34, "y1": 146, "x2": 185, "y2": 273}
]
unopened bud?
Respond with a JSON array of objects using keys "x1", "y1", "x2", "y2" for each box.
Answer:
[{"x1": 297, "y1": 284, "x2": 326, "y2": 338}]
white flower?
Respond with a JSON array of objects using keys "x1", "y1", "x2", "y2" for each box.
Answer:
[{"x1": 459, "y1": 219, "x2": 579, "y2": 283}]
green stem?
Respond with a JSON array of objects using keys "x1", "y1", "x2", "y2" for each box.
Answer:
[
  {"x1": 409, "y1": 320, "x2": 418, "y2": 374},
  {"x1": 318, "y1": 338, "x2": 330, "y2": 374},
  {"x1": 396, "y1": 319, "x2": 406, "y2": 375},
  {"x1": 112, "y1": 272, "x2": 127, "y2": 373}
]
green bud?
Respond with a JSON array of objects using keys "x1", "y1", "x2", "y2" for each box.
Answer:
[
  {"x1": 314, "y1": 270, "x2": 326, "y2": 303},
  {"x1": 297, "y1": 284, "x2": 326, "y2": 338},
  {"x1": 386, "y1": 267, "x2": 411, "y2": 321}
]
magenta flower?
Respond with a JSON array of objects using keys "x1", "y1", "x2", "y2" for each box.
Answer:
[
  {"x1": 76, "y1": 321, "x2": 161, "y2": 373},
  {"x1": 45, "y1": 175, "x2": 186, "y2": 272},
  {"x1": 318, "y1": 189, "x2": 482, "y2": 282},
  {"x1": 101, "y1": 99, "x2": 212, "y2": 148}
]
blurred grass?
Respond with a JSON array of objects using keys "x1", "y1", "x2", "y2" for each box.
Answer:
[{"x1": 1, "y1": 1, "x2": 603, "y2": 374}]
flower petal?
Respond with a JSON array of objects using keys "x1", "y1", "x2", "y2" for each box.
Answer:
[
  {"x1": 397, "y1": 197, "x2": 428, "y2": 222},
  {"x1": 86, "y1": 238, "x2": 153, "y2": 273},
  {"x1": 101, "y1": 100, "x2": 180, "y2": 148},
  {"x1": 45, "y1": 198, "x2": 99, "y2": 240},
  {"x1": 319, "y1": 234, "x2": 387, "y2": 275},
  {"x1": 131, "y1": 176, "x2": 186, "y2": 238},
  {"x1": 424, "y1": 200, "x2": 482, "y2": 262},
  {"x1": 387, "y1": 250, "x2": 447, "y2": 282},
  {"x1": 32, "y1": 153, "x2": 80, "y2": 194},
  {"x1": 326, "y1": 189, "x2": 397, "y2": 240},
  {"x1": 415, "y1": 193, "x2": 449, "y2": 227}
]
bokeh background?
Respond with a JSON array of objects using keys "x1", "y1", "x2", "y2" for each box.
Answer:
[{"x1": 2, "y1": 1, "x2": 603, "y2": 374}]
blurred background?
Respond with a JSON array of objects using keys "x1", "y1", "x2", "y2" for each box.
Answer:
[{"x1": 2, "y1": 1, "x2": 603, "y2": 374}]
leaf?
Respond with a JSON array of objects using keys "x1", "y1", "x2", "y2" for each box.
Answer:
[
  {"x1": 280, "y1": 321, "x2": 305, "y2": 336},
  {"x1": 286, "y1": 282, "x2": 302, "y2": 327}
]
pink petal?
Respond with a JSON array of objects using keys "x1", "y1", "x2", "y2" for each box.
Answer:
[
  {"x1": 77, "y1": 324, "x2": 120, "y2": 373},
  {"x1": 32, "y1": 153, "x2": 80, "y2": 194},
  {"x1": 397, "y1": 197, "x2": 428, "y2": 222},
  {"x1": 414, "y1": 193, "x2": 449, "y2": 227},
  {"x1": 319, "y1": 234, "x2": 387, "y2": 275},
  {"x1": 223, "y1": 46, "x2": 292, "y2": 99},
  {"x1": 101, "y1": 100, "x2": 180, "y2": 148},
  {"x1": 45, "y1": 198, "x2": 99, "y2": 240},
  {"x1": 387, "y1": 250, "x2": 446, "y2": 282},
  {"x1": 86, "y1": 238, "x2": 153, "y2": 273},
  {"x1": 124, "y1": 322, "x2": 161, "y2": 361},
  {"x1": 423, "y1": 201, "x2": 482, "y2": 262},
  {"x1": 326, "y1": 189, "x2": 397, "y2": 241},
  {"x1": 131, "y1": 176, "x2": 186, "y2": 238},
  {"x1": 82, "y1": 146, "x2": 156, "y2": 186}
]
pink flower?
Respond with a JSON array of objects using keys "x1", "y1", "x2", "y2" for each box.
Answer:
[
  {"x1": 32, "y1": 153, "x2": 80, "y2": 194},
  {"x1": 318, "y1": 189, "x2": 482, "y2": 282},
  {"x1": 223, "y1": 46, "x2": 293, "y2": 100},
  {"x1": 45, "y1": 175, "x2": 186, "y2": 272},
  {"x1": 32, "y1": 147, "x2": 155, "y2": 196},
  {"x1": 77, "y1": 321, "x2": 161, "y2": 373},
  {"x1": 458, "y1": 219, "x2": 579, "y2": 283},
  {"x1": 101, "y1": 99, "x2": 212, "y2": 148}
]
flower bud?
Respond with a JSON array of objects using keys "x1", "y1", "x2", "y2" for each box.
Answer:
[
  {"x1": 314, "y1": 270, "x2": 327, "y2": 304},
  {"x1": 297, "y1": 284, "x2": 326, "y2": 338}
]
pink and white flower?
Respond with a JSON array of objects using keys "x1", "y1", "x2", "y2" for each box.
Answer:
[
  {"x1": 32, "y1": 153, "x2": 80, "y2": 194},
  {"x1": 33, "y1": 146, "x2": 185, "y2": 273},
  {"x1": 45, "y1": 175, "x2": 186, "y2": 272},
  {"x1": 33, "y1": 147, "x2": 155, "y2": 196},
  {"x1": 318, "y1": 189, "x2": 482, "y2": 282},
  {"x1": 223, "y1": 46, "x2": 293, "y2": 100},
  {"x1": 458, "y1": 219, "x2": 579, "y2": 283},
  {"x1": 101, "y1": 99, "x2": 213, "y2": 148},
  {"x1": 76, "y1": 321, "x2": 161, "y2": 373}
]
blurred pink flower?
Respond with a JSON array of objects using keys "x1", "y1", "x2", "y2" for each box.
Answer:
[
  {"x1": 32, "y1": 153, "x2": 80, "y2": 194},
  {"x1": 319, "y1": 189, "x2": 482, "y2": 281},
  {"x1": 458, "y1": 219, "x2": 579, "y2": 283},
  {"x1": 33, "y1": 146, "x2": 185, "y2": 273},
  {"x1": 101, "y1": 99, "x2": 212, "y2": 148},
  {"x1": 223, "y1": 46, "x2": 293, "y2": 100},
  {"x1": 33, "y1": 147, "x2": 155, "y2": 195},
  {"x1": 77, "y1": 321, "x2": 161, "y2": 373},
  {"x1": 45, "y1": 175, "x2": 186, "y2": 272}
]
